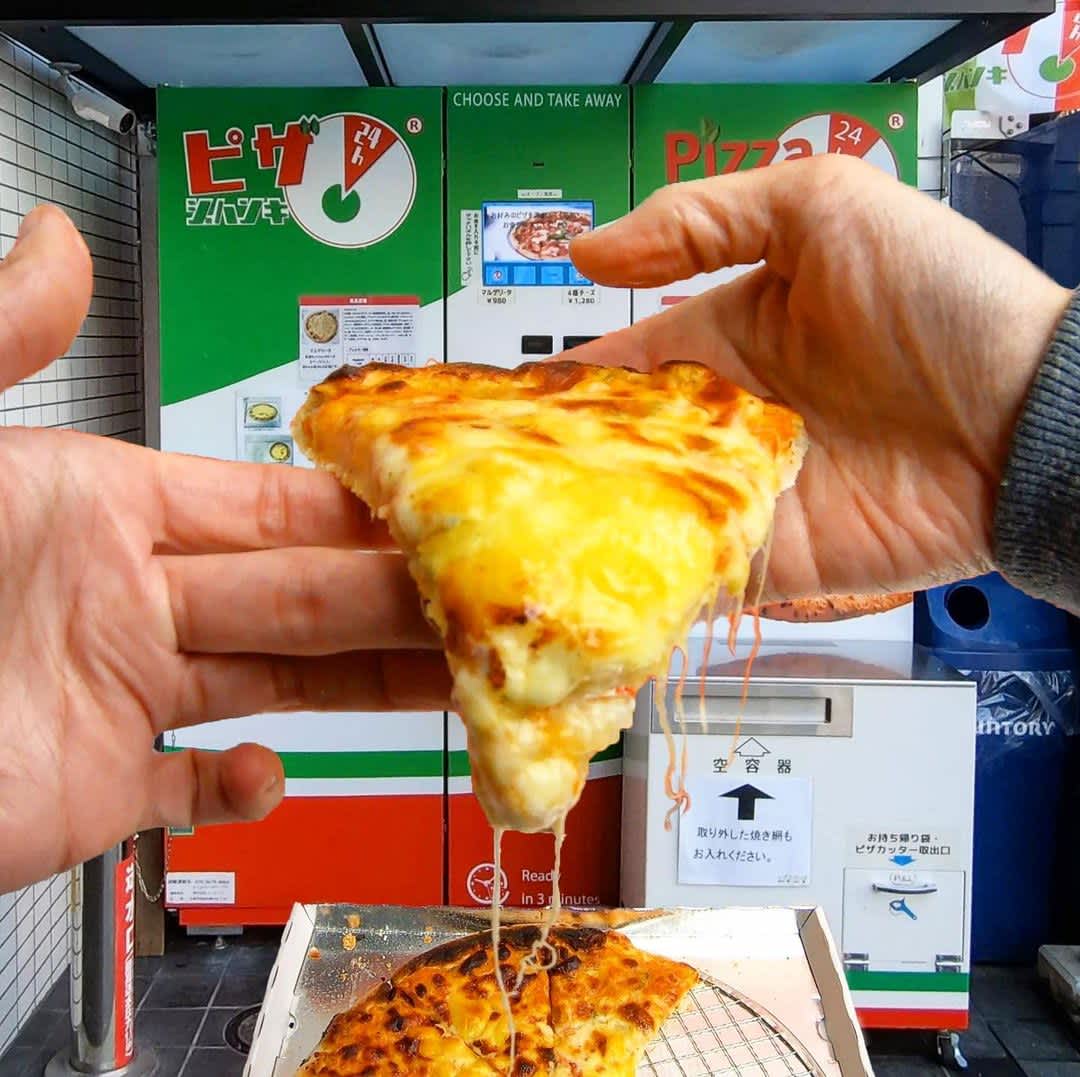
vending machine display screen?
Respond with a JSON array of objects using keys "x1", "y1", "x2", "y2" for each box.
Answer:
[{"x1": 481, "y1": 201, "x2": 595, "y2": 287}]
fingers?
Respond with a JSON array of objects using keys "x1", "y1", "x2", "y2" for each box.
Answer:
[
  {"x1": 150, "y1": 452, "x2": 394, "y2": 553},
  {"x1": 163, "y1": 547, "x2": 437, "y2": 655},
  {"x1": 169, "y1": 649, "x2": 452, "y2": 730},
  {"x1": 143, "y1": 742, "x2": 284, "y2": 830},
  {"x1": 0, "y1": 205, "x2": 93, "y2": 389},
  {"x1": 560, "y1": 267, "x2": 776, "y2": 396},
  {"x1": 571, "y1": 157, "x2": 837, "y2": 289}
]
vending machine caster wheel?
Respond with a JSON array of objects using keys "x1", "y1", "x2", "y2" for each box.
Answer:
[{"x1": 937, "y1": 1031, "x2": 969, "y2": 1071}]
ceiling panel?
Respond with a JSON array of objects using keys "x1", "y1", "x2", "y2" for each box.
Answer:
[
  {"x1": 657, "y1": 19, "x2": 960, "y2": 83},
  {"x1": 376, "y1": 22, "x2": 655, "y2": 86},
  {"x1": 69, "y1": 24, "x2": 367, "y2": 87}
]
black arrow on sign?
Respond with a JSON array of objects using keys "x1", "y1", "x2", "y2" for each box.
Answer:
[{"x1": 722, "y1": 784, "x2": 774, "y2": 821}]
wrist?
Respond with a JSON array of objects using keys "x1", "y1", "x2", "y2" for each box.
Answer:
[
  {"x1": 967, "y1": 279, "x2": 1072, "y2": 564},
  {"x1": 991, "y1": 285, "x2": 1080, "y2": 611}
]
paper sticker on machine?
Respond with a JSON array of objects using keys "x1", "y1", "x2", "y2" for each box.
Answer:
[
  {"x1": 678, "y1": 775, "x2": 813, "y2": 887},
  {"x1": 299, "y1": 295, "x2": 420, "y2": 381}
]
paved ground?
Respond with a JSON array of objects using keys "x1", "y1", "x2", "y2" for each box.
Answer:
[{"x1": 2, "y1": 929, "x2": 1078, "y2": 1076}]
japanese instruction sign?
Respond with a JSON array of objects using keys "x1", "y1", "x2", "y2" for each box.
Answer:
[
  {"x1": 299, "y1": 294, "x2": 419, "y2": 381},
  {"x1": 678, "y1": 776, "x2": 813, "y2": 887}
]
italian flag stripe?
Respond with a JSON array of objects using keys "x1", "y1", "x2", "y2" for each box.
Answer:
[
  {"x1": 448, "y1": 741, "x2": 623, "y2": 777},
  {"x1": 846, "y1": 971, "x2": 969, "y2": 993},
  {"x1": 164, "y1": 746, "x2": 444, "y2": 779},
  {"x1": 858, "y1": 1007, "x2": 968, "y2": 1030}
]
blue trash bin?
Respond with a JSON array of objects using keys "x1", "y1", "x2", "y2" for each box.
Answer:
[{"x1": 915, "y1": 574, "x2": 1078, "y2": 963}]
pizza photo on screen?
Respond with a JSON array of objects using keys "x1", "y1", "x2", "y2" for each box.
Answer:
[
  {"x1": 482, "y1": 201, "x2": 595, "y2": 266},
  {"x1": 508, "y1": 208, "x2": 593, "y2": 261}
]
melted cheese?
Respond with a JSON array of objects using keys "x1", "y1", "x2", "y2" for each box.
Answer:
[{"x1": 292, "y1": 360, "x2": 805, "y2": 835}]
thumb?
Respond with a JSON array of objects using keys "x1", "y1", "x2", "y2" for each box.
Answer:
[
  {"x1": 0, "y1": 204, "x2": 93, "y2": 390},
  {"x1": 143, "y1": 743, "x2": 285, "y2": 830},
  {"x1": 571, "y1": 156, "x2": 845, "y2": 289}
]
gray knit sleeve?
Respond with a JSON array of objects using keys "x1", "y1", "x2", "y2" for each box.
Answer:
[{"x1": 992, "y1": 291, "x2": 1080, "y2": 613}]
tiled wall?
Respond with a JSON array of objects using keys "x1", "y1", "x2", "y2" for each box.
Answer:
[
  {"x1": 0, "y1": 32, "x2": 142, "y2": 1055},
  {"x1": 0, "y1": 35, "x2": 141, "y2": 441}
]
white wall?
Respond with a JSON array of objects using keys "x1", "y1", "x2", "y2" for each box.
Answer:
[
  {"x1": 918, "y1": 75, "x2": 945, "y2": 200},
  {"x1": 0, "y1": 33, "x2": 142, "y2": 1055}
]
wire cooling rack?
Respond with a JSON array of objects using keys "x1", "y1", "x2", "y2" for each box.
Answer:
[{"x1": 639, "y1": 975, "x2": 828, "y2": 1077}]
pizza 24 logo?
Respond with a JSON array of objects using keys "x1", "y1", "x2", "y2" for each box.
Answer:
[
  {"x1": 182, "y1": 112, "x2": 419, "y2": 248},
  {"x1": 663, "y1": 111, "x2": 901, "y2": 183}
]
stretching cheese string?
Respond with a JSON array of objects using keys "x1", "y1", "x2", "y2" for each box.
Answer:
[
  {"x1": 491, "y1": 827, "x2": 517, "y2": 1074},
  {"x1": 660, "y1": 665, "x2": 688, "y2": 832},
  {"x1": 698, "y1": 594, "x2": 718, "y2": 734},
  {"x1": 512, "y1": 816, "x2": 565, "y2": 995},
  {"x1": 723, "y1": 523, "x2": 774, "y2": 770}
]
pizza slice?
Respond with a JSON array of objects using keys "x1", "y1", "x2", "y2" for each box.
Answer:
[
  {"x1": 292, "y1": 359, "x2": 805, "y2": 833},
  {"x1": 547, "y1": 927, "x2": 698, "y2": 1075},
  {"x1": 392, "y1": 927, "x2": 556, "y2": 1075},
  {"x1": 296, "y1": 979, "x2": 499, "y2": 1077}
]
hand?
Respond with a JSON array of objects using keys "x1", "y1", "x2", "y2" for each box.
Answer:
[
  {"x1": 0, "y1": 206, "x2": 448, "y2": 893},
  {"x1": 571, "y1": 155, "x2": 1072, "y2": 603}
]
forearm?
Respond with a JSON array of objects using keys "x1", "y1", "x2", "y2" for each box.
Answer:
[{"x1": 993, "y1": 290, "x2": 1080, "y2": 614}]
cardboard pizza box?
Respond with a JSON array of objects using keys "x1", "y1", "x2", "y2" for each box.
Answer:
[{"x1": 243, "y1": 904, "x2": 873, "y2": 1077}]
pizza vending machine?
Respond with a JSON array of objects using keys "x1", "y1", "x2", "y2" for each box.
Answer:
[
  {"x1": 444, "y1": 86, "x2": 632, "y2": 909},
  {"x1": 445, "y1": 86, "x2": 632, "y2": 365},
  {"x1": 156, "y1": 87, "x2": 446, "y2": 926}
]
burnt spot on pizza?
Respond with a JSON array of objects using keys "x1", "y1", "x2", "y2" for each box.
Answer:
[
  {"x1": 488, "y1": 650, "x2": 507, "y2": 690},
  {"x1": 324, "y1": 1013, "x2": 349, "y2": 1039},
  {"x1": 458, "y1": 948, "x2": 487, "y2": 976},
  {"x1": 322, "y1": 364, "x2": 363, "y2": 384},
  {"x1": 550, "y1": 954, "x2": 581, "y2": 977},
  {"x1": 491, "y1": 604, "x2": 531, "y2": 627},
  {"x1": 593, "y1": 1032, "x2": 609, "y2": 1056},
  {"x1": 413, "y1": 982, "x2": 427, "y2": 998},
  {"x1": 432, "y1": 973, "x2": 446, "y2": 988},
  {"x1": 497, "y1": 941, "x2": 512, "y2": 962},
  {"x1": 375, "y1": 379, "x2": 407, "y2": 393},
  {"x1": 385, "y1": 1010, "x2": 406, "y2": 1033},
  {"x1": 513, "y1": 1059, "x2": 539, "y2": 1076},
  {"x1": 338, "y1": 1044, "x2": 360, "y2": 1062},
  {"x1": 618, "y1": 1001, "x2": 654, "y2": 1032},
  {"x1": 551, "y1": 926, "x2": 607, "y2": 953},
  {"x1": 395, "y1": 1035, "x2": 420, "y2": 1057}
]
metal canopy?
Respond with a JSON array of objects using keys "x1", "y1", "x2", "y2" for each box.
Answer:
[{"x1": 2, "y1": 0, "x2": 1052, "y2": 118}]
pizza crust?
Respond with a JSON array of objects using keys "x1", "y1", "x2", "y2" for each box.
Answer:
[{"x1": 757, "y1": 592, "x2": 913, "y2": 622}]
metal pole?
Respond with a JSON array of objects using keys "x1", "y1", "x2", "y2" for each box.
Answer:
[{"x1": 47, "y1": 839, "x2": 157, "y2": 1076}]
